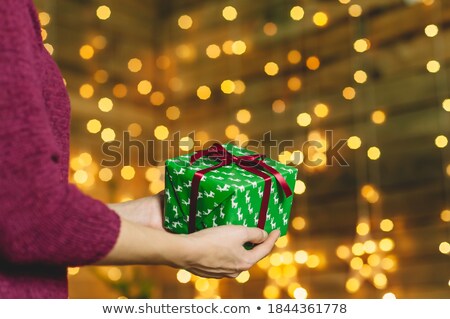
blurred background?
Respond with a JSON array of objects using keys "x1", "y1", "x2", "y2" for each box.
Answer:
[{"x1": 33, "y1": 0, "x2": 449, "y2": 298}]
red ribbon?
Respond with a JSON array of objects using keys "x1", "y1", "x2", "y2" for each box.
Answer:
[{"x1": 188, "y1": 143, "x2": 293, "y2": 233}]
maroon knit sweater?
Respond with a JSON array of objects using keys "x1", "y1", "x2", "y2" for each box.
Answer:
[{"x1": 0, "y1": 0, "x2": 121, "y2": 298}]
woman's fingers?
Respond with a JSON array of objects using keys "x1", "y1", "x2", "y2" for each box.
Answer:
[
  {"x1": 244, "y1": 227, "x2": 269, "y2": 244},
  {"x1": 246, "y1": 229, "x2": 280, "y2": 263}
]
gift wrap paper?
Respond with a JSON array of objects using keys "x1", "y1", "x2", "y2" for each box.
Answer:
[{"x1": 164, "y1": 144, "x2": 298, "y2": 236}]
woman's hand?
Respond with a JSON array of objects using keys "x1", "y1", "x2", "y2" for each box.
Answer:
[
  {"x1": 108, "y1": 193, "x2": 164, "y2": 230},
  {"x1": 172, "y1": 226, "x2": 280, "y2": 278}
]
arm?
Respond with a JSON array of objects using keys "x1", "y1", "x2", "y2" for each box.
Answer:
[{"x1": 0, "y1": 0, "x2": 120, "y2": 267}]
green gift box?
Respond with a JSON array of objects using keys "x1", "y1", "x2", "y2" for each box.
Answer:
[{"x1": 164, "y1": 143, "x2": 297, "y2": 236}]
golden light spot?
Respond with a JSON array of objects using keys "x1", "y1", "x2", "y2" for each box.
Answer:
[
  {"x1": 176, "y1": 44, "x2": 195, "y2": 60},
  {"x1": 354, "y1": 38, "x2": 371, "y2": 53},
  {"x1": 168, "y1": 77, "x2": 183, "y2": 92},
  {"x1": 314, "y1": 103, "x2": 329, "y2": 118},
  {"x1": 128, "y1": 123, "x2": 142, "y2": 137},
  {"x1": 269, "y1": 253, "x2": 282, "y2": 266},
  {"x1": 263, "y1": 22, "x2": 278, "y2": 36},
  {"x1": 347, "y1": 136, "x2": 362, "y2": 149},
  {"x1": 423, "y1": 0, "x2": 435, "y2": 5},
  {"x1": 177, "y1": 269, "x2": 191, "y2": 283},
  {"x1": 113, "y1": 84, "x2": 128, "y2": 98},
  {"x1": 290, "y1": 6, "x2": 305, "y2": 21},
  {"x1": 278, "y1": 151, "x2": 292, "y2": 164},
  {"x1": 222, "y1": 6, "x2": 238, "y2": 21},
  {"x1": 145, "y1": 167, "x2": 161, "y2": 182},
  {"x1": 39, "y1": 12, "x2": 51, "y2": 26},
  {"x1": 150, "y1": 180, "x2": 165, "y2": 194},
  {"x1": 235, "y1": 133, "x2": 249, "y2": 146},
  {"x1": 350, "y1": 257, "x2": 363, "y2": 270},
  {"x1": 99, "y1": 168, "x2": 113, "y2": 182},
  {"x1": 354, "y1": 70, "x2": 368, "y2": 83},
  {"x1": 372, "y1": 110, "x2": 386, "y2": 124},
  {"x1": 306, "y1": 56, "x2": 320, "y2": 70},
  {"x1": 74, "y1": 170, "x2": 88, "y2": 184},
  {"x1": 128, "y1": 58, "x2": 143, "y2": 73},
  {"x1": 380, "y1": 219, "x2": 394, "y2": 232},
  {"x1": 290, "y1": 150, "x2": 304, "y2": 165},
  {"x1": 41, "y1": 28, "x2": 48, "y2": 41},
  {"x1": 68, "y1": 267, "x2": 80, "y2": 276},
  {"x1": 435, "y1": 135, "x2": 448, "y2": 148},
  {"x1": 373, "y1": 273, "x2": 387, "y2": 289},
  {"x1": 180, "y1": 136, "x2": 194, "y2": 151},
  {"x1": 427, "y1": 60, "x2": 440, "y2": 73},
  {"x1": 101, "y1": 128, "x2": 116, "y2": 142},
  {"x1": 92, "y1": 35, "x2": 107, "y2": 50},
  {"x1": 268, "y1": 266, "x2": 282, "y2": 279},
  {"x1": 439, "y1": 241, "x2": 450, "y2": 254},
  {"x1": 166, "y1": 106, "x2": 181, "y2": 120},
  {"x1": 343, "y1": 86, "x2": 356, "y2": 100},
  {"x1": 336, "y1": 245, "x2": 350, "y2": 260},
  {"x1": 368, "y1": 254, "x2": 381, "y2": 267},
  {"x1": 383, "y1": 292, "x2": 396, "y2": 299},
  {"x1": 361, "y1": 184, "x2": 380, "y2": 203},
  {"x1": 288, "y1": 76, "x2": 302, "y2": 91},
  {"x1": 367, "y1": 146, "x2": 381, "y2": 160},
  {"x1": 156, "y1": 55, "x2": 171, "y2": 70},
  {"x1": 441, "y1": 209, "x2": 450, "y2": 222},
  {"x1": 78, "y1": 153, "x2": 92, "y2": 167},
  {"x1": 197, "y1": 85, "x2": 212, "y2": 100},
  {"x1": 346, "y1": 277, "x2": 360, "y2": 293},
  {"x1": 425, "y1": 24, "x2": 439, "y2": 37},
  {"x1": 87, "y1": 119, "x2": 101, "y2": 134},
  {"x1": 352, "y1": 242, "x2": 364, "y2": 256},
  {"x1": 288, "y1": 283, "x2": 301, "y2": 298},
  {"x1": 232, "y1": 40, "x2": 246, "y2": 55},
  {"x1": 263, "y1": 285, "x2": 280, "y2": 299},
  {"x1": 137, "y1": 80, "x2": 153, "y2": 95},
  {"x1": 221, "y1": 80, "x2": 235, "y2": 94},
  {"x1": 379, "y1": 238, "x2": 395, "y2": 252},
  {"x1": 44, "y1": 43, "x2": 54, "y2": 55},
  {"x1": 234, "y1": 80, "x2": 246, "y2": 94},
  {"x1": 292, "y1": 216, "x2": 306, "y2": 230},
  {"x1": 297, "y1": 113, "x2": 312, "y2": 127},
  {"x1": 339, "y1": 0, "x2": 351, "y2": 3},
  {"x1": 178, "y1": 15, "x2": 193, "y2": 30},
  {"x1": 206, "y1": 44, "x2": 221, "y2": 59},
  {"x1": 313, "y1": 12, "x2": 328, "y2": 27},
  {"x1": 381, "y1": 256, "x2": 396, "y2": 271},
  {"x1": 264, "y1": 62, "x2": 279, "y2": 76},
  {"x1": 236, "y1": 109, "x2": 251, "y2": 124},
  {"x1": 442, "y1": 99, "x2": 450, "y2": 112},
  {"x1": 306, "y1": 254, "x2": 320, "y2": 268},
  {"x1": 364, "y1": 240, "x2": 377, "y2": 254},
  {"x1": 80, "y1": 44, "x2": 94, "y2": 60},
  {"x1": 356, "y1": 222, "x2": 370, "y2": 236},
  {"x1": 121, "y1": 166, "x2": 135, "y2": 180},
  {"x1": 98, "y1": 97, "x2": 113, "y2": 112},
  {"x1": 80, "y1": 84, "x2": 94, "y2": 99},
  {"x1": 235, "y1": 271, "x2": 250, "y2": 283},
  {"x1": 94, "y1": 70, "x2": 108, "y2": 84},
  {"x1": 294, "y1": 180, "x2": 306, "y2": 195},
  {"x1": 287, "y1": 50, "x2": 302, "y2": 64},
  {"x1": 97, "y1": 5, "x2": 111, "y2": 20},
  {"x1": 225, "y1": 125, "x2": 240, "y2": 139},
  {"x1": 222, "y1": 40, "x2": 234, "y2": 55},
  {"x1": 294, "y1": 250, "x2": 308, "y2": 264},
  {"x1": 348, "y1": 4, "x2": 363, "y2": 17},
  {"x1": 272, "y1": 99, "x2": 286, "y2": 113},
  {"x1": 293, "y1": 287, "x2": 308, "y2": 299},
  {"x1": 150, "y1": 91, "x2": 165, "y2": 106},
  {"x1": 154, "y1": 125, "x2": 169, "y2": 140},
  {"x1": 359, "y1": 264, "x2": 372, "y2": 278}
]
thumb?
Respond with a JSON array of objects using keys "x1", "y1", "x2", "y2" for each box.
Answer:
[{"x1": 244, "y1": 227, "x2": 269, "y2": 244}]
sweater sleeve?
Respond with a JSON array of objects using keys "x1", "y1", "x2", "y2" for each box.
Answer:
[{"x1": 0, "y1": 0, "x2": 121, "y2": 266}]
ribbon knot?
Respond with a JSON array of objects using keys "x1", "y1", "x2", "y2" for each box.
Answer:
[{"x1": 187, "y1": 143, "x2": 293, "y2": 233}]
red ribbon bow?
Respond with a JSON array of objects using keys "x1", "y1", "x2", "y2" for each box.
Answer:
[{"x1": 188, "y1": 143, "x2": 293, "y2": 233}]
